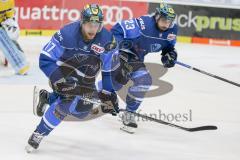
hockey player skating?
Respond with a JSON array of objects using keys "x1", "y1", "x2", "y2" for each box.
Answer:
[
  {"x1": 34, "y1": 2, "x2": 178, "y2": 134},
  {"x1": 26, "y1": 4, "x2": 119, "y2": 153},
  {"x1": 0, "y1": 0, "x2": 29, "y2": 75},
  {"x1": 110, "y1": 2, "x2": 178, "y2": 133}
]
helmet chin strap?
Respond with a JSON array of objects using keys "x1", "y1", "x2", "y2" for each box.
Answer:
[
  {"x1": 155, "y1": 14, "x2": 160, "y2": 22},
  {"x1": 97, "y1": 23, "x2": 103, "y2": 33}
]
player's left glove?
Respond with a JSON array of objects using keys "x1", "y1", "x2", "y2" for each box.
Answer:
[
  {"x1": 114, "y1": 52, "x2": 132, "y2": 85},
  {"x1": 98, "y1": 90, "x2": 119, "y2": 116},
  {"x1": 1, "y1": 18, "x2": 20, "y2": 41},
  {"x1": 161, "y1": 48, "x2": 178, "y2": 68}
]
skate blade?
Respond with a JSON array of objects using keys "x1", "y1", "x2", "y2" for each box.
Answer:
[
  {"x1": 25, "y1": 145, "x2": 35, "y2": 153},
  {"x1": 33, "y1": 86, "x2": 39, "y2": 116},
  {"x1": 120, "y1": 125, "x2": 136, "y2": 134}
]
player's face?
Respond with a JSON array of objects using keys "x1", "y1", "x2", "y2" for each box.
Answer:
[
  {"x1": 82, "y1": 21, "x2": 102, "y2": 40},
  {"x1": 157, "y1": 17, "x2": 172, "y2": 31}
]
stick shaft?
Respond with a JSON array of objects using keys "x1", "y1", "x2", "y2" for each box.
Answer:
[{"x1": 176, "y1": 61, "x2": 240, "y2": 87}]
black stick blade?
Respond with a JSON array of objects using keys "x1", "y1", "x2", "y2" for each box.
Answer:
[{"x1": 187, "y1": 125, "x2": 218, "y2": 132}]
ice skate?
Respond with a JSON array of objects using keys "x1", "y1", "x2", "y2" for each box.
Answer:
[
  {"x1": 25, "y1": 130, "x2": 45, "y2": 153},
  {"x1": 33, "y1": 86, "x2": 49, "y2": 117},
  {"x1": 120, "y1": 111, "x2": 138, "y2": 134}
]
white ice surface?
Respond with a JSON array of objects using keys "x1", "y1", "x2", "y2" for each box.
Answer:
[{"x1": 0, "y1": 37, "x2": 240, "y2": 160}]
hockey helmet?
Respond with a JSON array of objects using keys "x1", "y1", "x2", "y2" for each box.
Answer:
[{"x1": 155, "y1": 3, "x2": 176, "y2": 22}]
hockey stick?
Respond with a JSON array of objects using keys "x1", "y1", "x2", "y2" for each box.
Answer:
[
  {"x1": 119, "y1": 109, "x2": 217, "y2": 132},
  {"x1": 79, "y1": 97, "x2": 217, "y2": 132},
  {"x1": 175, "y1": 61, "x2": 240, "y2": 87}
]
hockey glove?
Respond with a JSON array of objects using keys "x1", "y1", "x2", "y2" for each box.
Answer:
[
  {"x1": 98, "y1": 90, "x2": 119, "y2": 116},
  {"x1": 161, "y1": 48, "x2": 178, "y2": 68},
  {"x1": 115, "y1": 52, "x2": 132, "y2": 85},
  {"x1": 51, "y1": 76, "x2": 78, "y2": 94}
]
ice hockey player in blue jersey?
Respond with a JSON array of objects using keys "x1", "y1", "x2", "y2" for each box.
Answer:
[
  {"x1": 32, "y1": 2, "x2": 178, "y2": 134},
  {"x1": 110, "y1": 2, "x2": 178, "y2": 133},
  {"x1": 25, "y1": 4, "x2": 119, "y2": 153}
]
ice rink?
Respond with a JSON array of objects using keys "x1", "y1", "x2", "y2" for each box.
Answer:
[{"x1": 0, "y1": 36, "x2": 240, "y2": 160}]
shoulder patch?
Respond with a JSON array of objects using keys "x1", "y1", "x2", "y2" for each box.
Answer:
[
  {"x1": 56, "y1": 31, "x2": 63, "y2": 41},
  {"x1": 137, "y1": 17, "x2": 146, "y2": 30}
]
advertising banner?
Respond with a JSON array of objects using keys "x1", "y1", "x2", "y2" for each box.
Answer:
[
  {"x1": 13, "y1": 0, "x2": 240, "y2": 46},
  {"x1": 149, "y1": 3, "x2": 240, "y2": 44},
  {"x1": 15, "y1": 0, "x2": 148, "y2": 31}
]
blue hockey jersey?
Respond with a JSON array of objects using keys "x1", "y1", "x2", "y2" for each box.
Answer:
[
  {"x1": 39, "y1": 21, "x2": 119, "y2": 92},
  {"x1": 111, "y1": 15, "x2": 178, "y2": 61}
]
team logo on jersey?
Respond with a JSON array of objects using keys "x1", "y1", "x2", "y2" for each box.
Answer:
[
  {"x1": 151, "y1": 43, "x2": 162, "y2": 52},
  {"x1": 91, "y1": 44, "x2": 105, "y2": 54},
  {"x1": 167, "y1": 33, "x2": 176, "y2": 41}
]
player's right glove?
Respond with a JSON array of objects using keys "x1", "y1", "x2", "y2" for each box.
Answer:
[
  {"x1": 51, "y1": 76, "x2": 78, "y2": 93},
  {"x1": 98, "y1": 90, "x2": 119, "y2": 116},
  {"x1": 50, "y1": 76, "x2": 94, "y2": 96}
]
